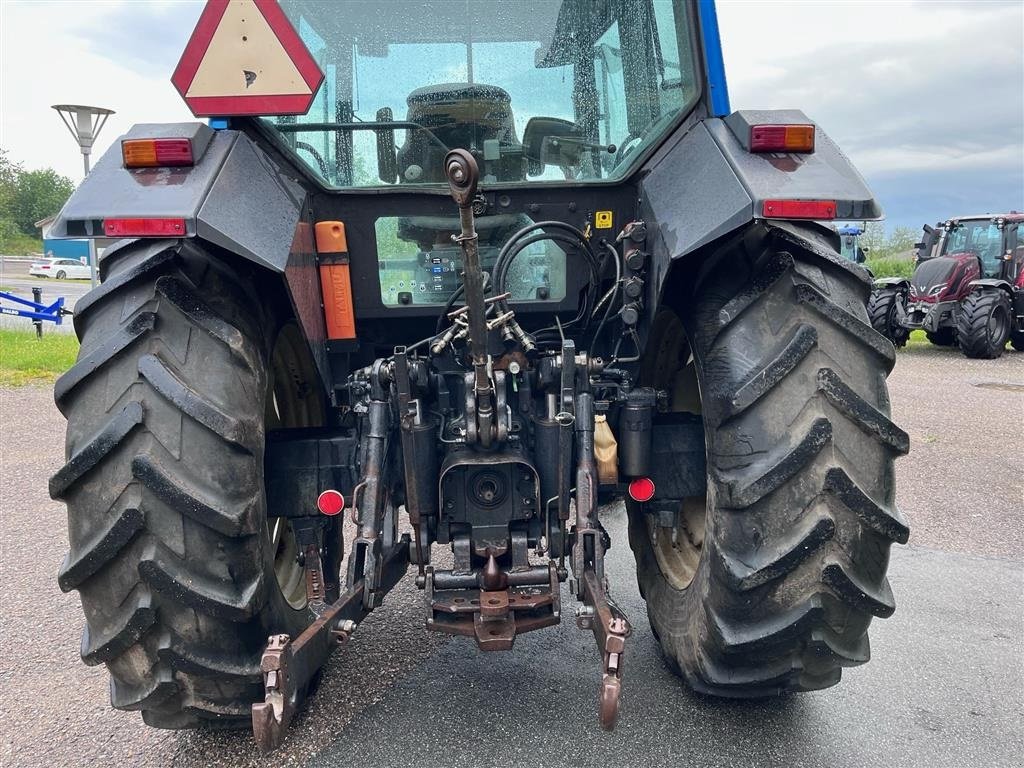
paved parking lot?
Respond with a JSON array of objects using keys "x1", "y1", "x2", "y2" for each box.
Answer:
[{"x1": 1, "y1": 344, "x2": 1021, "y2": 767}]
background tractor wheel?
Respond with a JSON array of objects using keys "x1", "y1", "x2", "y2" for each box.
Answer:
[
  {"x1": 51, "y1": 238, "x2": 325, "y2": 729},
  {"x1": 866, "y1": 287, "x2": 908, "y2": 347},
  {"x1": 957, "y1": 291, "x2": 1011, "y2": 359},
  {"x1": 925, "y1": 328, "x2": 956, "y2": 346},
  {"x1": 628, "y1": 224, "x2": 909, "y2": 697}
]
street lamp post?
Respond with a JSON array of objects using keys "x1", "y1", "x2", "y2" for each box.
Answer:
[{"x1": 52, "y1": 104, "x2": 115, "y2": 288}]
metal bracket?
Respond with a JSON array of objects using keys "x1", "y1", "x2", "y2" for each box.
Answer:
[
  {"x1": 578, "y1": 569, "x2": 631, "y2": 730},
  {"x1": 252, "y1": 536, "x2": 410, "y2": 753}
]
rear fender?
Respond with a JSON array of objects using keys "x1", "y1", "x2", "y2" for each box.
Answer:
[
  {"x1": 50, "y1": 123, "x2": 329, "y2": 395},
  {"x1": 640, "y1": 110, "x2": 880, "y2": 309}
]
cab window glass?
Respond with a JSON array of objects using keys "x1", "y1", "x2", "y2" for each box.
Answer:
[{"x1": 267, "y1": 0, "x2": 700, "y2": 188}]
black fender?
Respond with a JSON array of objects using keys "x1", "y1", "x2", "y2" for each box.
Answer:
[
  {"x1": 639, "y1": 110, "x2": 880, "y2": 271},
  {"x1": 967, "y1": 278, "x2": 1013, "y2": 294},
  {"x1": 48, "y1": 123, "x2": 329, "y2": 393},
  {"x1": 639, "y1": 110, "x2": 880, "y2": 316},
  {"x1": 874, "y1": 277, "x2": 911, "y2": 291}
]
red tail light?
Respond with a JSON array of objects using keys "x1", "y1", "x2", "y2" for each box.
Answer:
[
  {"x1": 762, "y1": 200, "x2": 837, "y2": 220},
  {"x1": 122, "y1": 138, "x2": 194, "y2": 168},
  {"x1": 104, "y1": 218, "x2": 187, "y2": 237},
  {"x1": 750, "y1": 124, "x2": 815, "y2": 152}
]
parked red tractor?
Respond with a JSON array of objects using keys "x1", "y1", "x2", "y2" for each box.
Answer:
[{"x1": 869, "y1": 213, "x2": 1024, "y2": 358}]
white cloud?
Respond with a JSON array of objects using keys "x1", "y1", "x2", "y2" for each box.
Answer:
[{"x1": 0, "y1": 0, "x2": 201, "y2": 181}]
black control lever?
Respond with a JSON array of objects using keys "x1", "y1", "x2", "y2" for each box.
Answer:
[{"x1": 445, "y1": 149, "x2": 496, "y2": 448}]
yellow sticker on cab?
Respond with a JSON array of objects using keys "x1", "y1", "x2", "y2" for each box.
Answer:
[{"x1": 595, "y1": 211, "x2": 613, "y2": 229}]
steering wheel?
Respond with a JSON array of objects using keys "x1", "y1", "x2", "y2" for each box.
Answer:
[{"x1": 612, "y1": 133, "x2": 644, "y2": 169}]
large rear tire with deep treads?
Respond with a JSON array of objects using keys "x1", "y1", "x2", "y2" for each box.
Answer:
[
  {"x1": 956, "y1": 290, "x2": 1011, "y2": 359},
  {"x1": 627, "y1": 224, "x2": 910, "y2": 697},
  {"x1": 50, "y1": 238, "x2": 324, "y2": 729}
]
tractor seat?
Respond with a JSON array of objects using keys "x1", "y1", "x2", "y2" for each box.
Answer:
[{"x1": 398, "y1": 83, "x2": 522, "y2": 183}]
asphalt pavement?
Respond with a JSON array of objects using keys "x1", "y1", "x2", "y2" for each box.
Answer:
[{"x1": 0, "y1": 342, "x2": 1021, "y2": 768}]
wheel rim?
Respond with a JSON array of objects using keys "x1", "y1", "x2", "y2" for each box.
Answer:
[
  {"x1": 988, "y1": 304, "x2": 1009, "y2": 345},
  {"x1": 646, "y1": 496, "x2": 705, "y2": 590},
  {"x1": 265, "y1": 323, "x2": 326, "y2": 610},
  {"x1": 269, "y1": 517, "x2": 307, "y2": 609},
  {"x1": 639, "y1": 310, "x2": 707, "y2": 591}
]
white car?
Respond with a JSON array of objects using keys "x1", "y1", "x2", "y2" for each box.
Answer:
[{"x1": 28, "y1": 257, "x2": 91, "y2": 280}]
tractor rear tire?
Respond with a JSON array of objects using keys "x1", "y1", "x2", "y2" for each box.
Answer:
[
  {"x1": 628, "y1": 224, "x2": 909, "y2": 697},
  {"x1": 957, "y1": 290, "x2": 1011, "y2": 359},
  {"x1": 925, "y1": 328, "x2": 956, "y2": 346},
  {"x1": 866, "y1": 287, "x2": 908, "y2": 347},
  {"x1": 51, "y1": 238, "x2": 321, "y2": 729}
]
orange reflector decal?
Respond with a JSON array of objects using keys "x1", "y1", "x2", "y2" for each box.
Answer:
[
  {"x1": 315, "y1": 221, "x2": 348, "y2": 253},
  {"x1": 316, "y1": 221, "x2": 356, "y2": 340},
  {"x1": 320, "y1": 264, "x2": 357, "y2": 339},
  {"x1": 762, "y1": 200, "x2": 836, "y2": 220}
]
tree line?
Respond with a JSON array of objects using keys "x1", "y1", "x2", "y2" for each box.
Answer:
[
  {"x1": 1, "y1": 148, "x2": 76, "y2": 254},
  {"x1": 859, "y1": 222, "x2": 919, "y2": 260}
]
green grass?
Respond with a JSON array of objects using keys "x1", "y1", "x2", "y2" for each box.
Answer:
[
  {"x1": 904, "y1": 329, "x2": 928, "y2": 348},
  {"x1": 0, "y1": 327, "x2": 79, "y2": 386},
  {"x1": 866, "y1": 257, "x2": 915, "y2": 280}
]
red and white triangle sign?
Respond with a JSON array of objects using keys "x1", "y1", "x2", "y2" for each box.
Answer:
[{"x1": 172, "y1": 0, "x2": 324, "y2": 117}]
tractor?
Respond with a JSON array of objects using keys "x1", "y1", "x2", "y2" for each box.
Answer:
[
  {"x1": 869, "y1": 214, "x2": 1024, "y2": 357},
  {"x1": 837, "y1": 223, "x2": 867, "y2": 263},
  {"x1": 48, "y1": 0, "x2": 909, "y2": 750}
]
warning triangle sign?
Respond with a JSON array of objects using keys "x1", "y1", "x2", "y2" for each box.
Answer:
[{"x1": 172, "y1": 0, "x2": 324, "y2": 117}]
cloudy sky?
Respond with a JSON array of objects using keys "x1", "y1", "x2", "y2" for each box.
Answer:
[{"x1": 1, "y1": 0, "x2": 1021, "y2": 232}]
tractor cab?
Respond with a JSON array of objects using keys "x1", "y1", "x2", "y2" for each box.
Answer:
[
  {"x1": 837, "y1": 223, "x2": 866, "y2": 263},
  {"x1": 260, "y1": 0, "x2": 699, "y2": 309},
  {"x1": 938, "y1": 216, "x2": 1013, "y2": 279},
  {"x1": 264, "y1": 0, "x2": 698, "y2": 189}
]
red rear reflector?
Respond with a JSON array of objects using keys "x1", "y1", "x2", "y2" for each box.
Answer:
[
  {"x1": 762, "y1": 200, "x2": 836, "y2": 220},
  {"x1": 317, "y1": 489, "x2": 345, "y2": 516},
  {"x1": 627, "y1": 477, "x2": 656, "y2": 503},
  {"x1": 103, "y1": 218, "x2": 187, "y2": 237},
  {"x1": 122, "y1": 138, "x2": 194, "y2": 168},
  {"x1": 750, "y1": 124, "x2": 815, "y2": 152}
]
